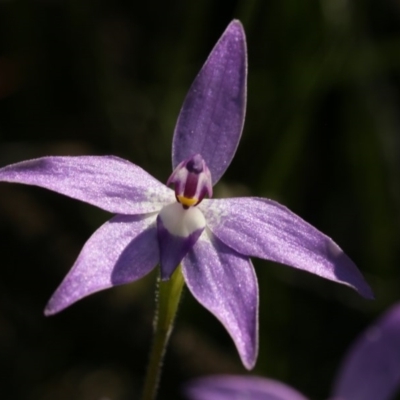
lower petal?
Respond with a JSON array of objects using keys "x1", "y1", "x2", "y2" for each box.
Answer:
[
  {"x1": 182, "y1": 230, "x2": 258, "y2": 370},
  {"x1": 45, "y1": 213, "x2": 159, "y2": 315}
]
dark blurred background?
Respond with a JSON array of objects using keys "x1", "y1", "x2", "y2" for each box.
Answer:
[{"x1": 0, "y1": 0, "x2": 399, "y2": 399}]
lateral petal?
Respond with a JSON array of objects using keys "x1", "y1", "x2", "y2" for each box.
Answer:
[
  {"x1": 185, "y1": 375, "x2": 309, "y2": 400},
  {"x1": 45, "y1": 213, "x2": 159, "y2": 315},
  {"x1": 201, "y1": 197, "x2": 373, "y2": 299},
  {"x1": 172, "y1": 20, "x2": 247, "y2": 185},
  {"x1": 182, "y1": 230, "x2": 258, "y2": 369},
  {"x1": 0, "y1": 156, "x2": 174, "y2": 214},
  {"x1": 332, "y1": 303, "x2": 400, "y2": 400}
]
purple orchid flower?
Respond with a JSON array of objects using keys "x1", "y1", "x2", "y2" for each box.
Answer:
[
  {"x1": 0, "y1": 20, "x2": 372, "y2": 369},
  {"x1": 185, "y1": 302, "x2": 400, "y2": 400}
]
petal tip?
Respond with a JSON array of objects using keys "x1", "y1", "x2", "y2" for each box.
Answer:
[
  {"x1": 43, "y1": 309, "x2": 53, "y2": 317},
  {"x1": 241, "y1": 328, "x2": 258, "y2": 370},
  {"x1": 43, "y1": 303, "x2": 59, "y2": 317},
  {"x1": 160, "y1": 269, "x2": 173, "y2": 281},
  {"x1": 226, "y1": 19, "x2": 245, "y2": 38},
  {"x1": 243, "y1": 355, "x2": 257, "y2": 370},
  {"x1": 360, "y1": 285, "x2": 375, "y2": 300},
  {"x1": 349, "y1": 282, "x2": 374, "y2": 300},
  {"x1": 44, "y1": 293, "x2": 67, "y2": 316},
  {"x1": 325, "y1": 239, "x2": 374, "y2": 300}
]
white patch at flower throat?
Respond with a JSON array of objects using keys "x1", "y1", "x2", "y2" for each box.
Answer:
[{"x1": 158, "y1": 202, "x2": 206, "y2": 237}]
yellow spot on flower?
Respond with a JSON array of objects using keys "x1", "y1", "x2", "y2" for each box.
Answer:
[{"x1": 177, "y1": 195, "x2": 198, "y2": 207}]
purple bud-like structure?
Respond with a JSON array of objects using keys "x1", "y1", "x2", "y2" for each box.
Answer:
[{"x1": 167, "y1": 154, "x2": 213, "y2": 208}]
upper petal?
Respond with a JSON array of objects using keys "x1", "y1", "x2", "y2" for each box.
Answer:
[
  {"x1": 201, "y1": 197, "x2": 373, "y2": 299},
  {"x1": 331, "y1": 303, "x2": 400, "y2": 400},
  {"x1": 172, "y1": 20, "x2": 247, "y2": 185},
  {"x1": 185, "y1": 375, "x2": 309, "y2": 400},
  {"x1": 182, "y1": 230, "x2": 258, "y2": 369},
  {"x1": 45, "y1": 213, "x2": 159, "y2": 315},
  {"x1": 0, "y1": 156, "x2": 174, "y2": 214}
]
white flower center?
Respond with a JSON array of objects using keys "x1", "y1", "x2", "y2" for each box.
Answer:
[{"x1": 158, "y1": 202, "x2": 206, "y2": 237}]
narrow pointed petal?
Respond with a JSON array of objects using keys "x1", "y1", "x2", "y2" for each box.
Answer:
[
  {"x1": 182, "y1": 231, "x2": 258, "y2": 369},
  {"x1": 172, "y1": 20, "x2": 247, "y2": 184},
  {"x1": 331, "y1": 303, "x2": 400, "y2": 400},
  {"x1": 201, "y1": 197, "x2": 373, "y2": 298},
  {"x1": 157, "y1": 202, "x2": 205, "y2": 279},
  {"x1": 185, "y1": 375, "x2": 309, "y2": 400},
  {"x1": 45, "y1": 214, "x2": 158, "y2": 315},
  {"x1": 0, "y1": 156, "x2": 173, "y2": 214}
]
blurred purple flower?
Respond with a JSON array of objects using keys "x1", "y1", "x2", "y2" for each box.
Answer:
[
  {"x1": 185, "y1": 302, "x2": 400, "y2": 400},
  {"x1": 0, "y1": 20, "x2": 372, "y2": 369}
]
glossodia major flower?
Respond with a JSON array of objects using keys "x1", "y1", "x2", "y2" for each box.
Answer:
[
  {"x1": 0, "y1": 20, "x2": 372, "y2": 370},
  {"x1": 185, "y1": 302, "x2": 400, "y2": 400}
]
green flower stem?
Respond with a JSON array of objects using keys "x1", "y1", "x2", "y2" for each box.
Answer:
[{"x1": 141, "y1": 265, "x2": 185, "y2": 400}]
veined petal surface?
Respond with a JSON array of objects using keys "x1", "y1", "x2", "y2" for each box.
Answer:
[
  {"x1": 185, "y1": 375, "x2": 309, "y2": 400},
  {"x1": 172, "y1": 20, "x2": 247, "y2": 185},
  {"x1": 45, "y1": 214, "x2": 159, "y2": 315},
  {"x1": 0, "y1": 156, "x2": 174, "y2": 214},
  {"x1": 331, "y1": 303, "x2": 400, "y2": 400},
  {"x1": 182, "y1": 230, "x2": 258, "y2": 369},
  {"x1": 201, "y1": 197, "x2": 373, "y2": 299}
]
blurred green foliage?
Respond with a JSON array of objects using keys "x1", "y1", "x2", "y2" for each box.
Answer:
[{"x1": 0, "y1": 0, "x2": 400, "y2": 399}]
